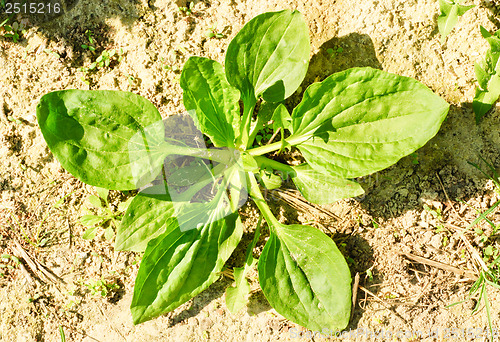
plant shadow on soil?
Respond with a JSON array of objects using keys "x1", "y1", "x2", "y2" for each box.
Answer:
[
  {"x1": 481, "y1": 0, "x2": 500, "y2": 28},
  {"x1": 1, "y1": 0, "x2": 143, "y2": 66}
]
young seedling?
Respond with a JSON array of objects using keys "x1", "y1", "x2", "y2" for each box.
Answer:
[
  {"x1": 44, "y1": 48, "x2": 61, "y2": 59},
  {"x1": 326, "y1": 46, "x2": 343, "y2": 58},
  {"x1": 88, "y1": 48, "x2": 123, "y2": 70},
  {"x1": 79, "y1": 48, "x2": 124, "y2": 83},
  {"x1": 6, "y1": 115, "x2": 22, "y2": 125},
  {"x1": 80, "y1": 187, "x2": 133, "y2": 241},
  {"x1": 177, "y1": 3, "x2": 194, "y2": 16},
  {"x1": 160, "y1": 57, "x2": 179, "y2": 72},
  {"x1": 36, "y1": 10, "x2": 449, "y2": 331},
  {"x1": 206, "y1": 24, "x2": 225, "y2": 39},
  {"x1": 85, "y1": 276, "x2": 120, "y2": 297},
  {"x1": 473, "y1": 26, "x2": 500, "y2": 123},
  {"x1": 438, "y1": 0, "x2": 474, "y2": 43},
  {"x1": 2, "y1": 21, "x2": 26, "y2": 43},
  {"x1": 81, "y1": 30, "x2": 96, "y2": 52}
]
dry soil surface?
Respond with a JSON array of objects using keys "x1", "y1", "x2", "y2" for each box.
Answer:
[{"x1": 1, "y1": 0, "x2": 500, "y2": 341}]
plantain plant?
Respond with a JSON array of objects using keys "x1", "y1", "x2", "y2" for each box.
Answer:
[{"x1": 37, "y1": 10, "x2": 449, "y2": 332}]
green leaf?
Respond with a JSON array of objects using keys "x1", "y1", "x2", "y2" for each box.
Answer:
[
  {"x1": 117, "y1": 159, "x2": 245, "y2": 252},
  {"x1": 271, "y1": 103, "x2": 292, "y2": 132},
  {"x1": 167, "y1": 161, "x2": 212, "y2": 187},
  {"x1": 87, "y1": 195, "x2": 103, "y2": 208},
  {"x1": 241, "y1": 153, "x2": 259, "y2": 172},
  {"x1": 117, "y1": 196, "x2": 134, "y2": 212},
  {"x1": 36, "y1": 90, "x2": 167, "y2": 190},
  {"x1": 289, "y1": 67, "x2": 449, "y2": 178},
  {"x1": 79, "y1": 215, "x2": 104, "y2": 227},
  {"x1": 473, "y1": 27, "x2": 500, "y2": 123},
  {"x1": 258, "y1": 223, "x2": 351, "y2": 332},
  {"x1": 257, "y1": 169, "x2": 282, "y2": 190},
  {"x1": 129, "y1": 163, "x2": 246, "y2": 323},
  {"x1": 225, "y1": 218, "x2": 261, "y2": 314},
  {"x1": 131, "y1": 213, "x2": 243, "y2": 324},
  {"x1": 438, "y1": 0, "x2": 474, "y2": 43},
  {"x1": 104, "y1": 227, "x2": 114, "y2": 241},
  {"x1": 474, "y1": 86, "x2": 500, "y2": 123},
  {"x1": 225, "y1": 10, "x2": 310, "y2": 103},
  {"x1": 248, "y1": 101, "x2": 281, "y2": 142},
  {"x1": 180, "y1": 57, "x2": 241, "y2": 147},
  {"x1": 257, "y1": 101, "x2": 281, "y2": 123},
  {"x1": 225, "y1": 266, "x2": 251, "y2": 314},
  {"x1": 82, "y1": 227, "x2": 98, "y2": 240},
  {"x1": 115, "y1": 184, "x2": 176, "y2": 252},
  {"x1": 291, "y1": 164, "x2": 364, "y2": 204},
  {"x1": 271, "y1": 104, "x2": 292, "y2": 152},
  {"x1": 96, "y1": 187, "x2": 109, "y2": 203}
]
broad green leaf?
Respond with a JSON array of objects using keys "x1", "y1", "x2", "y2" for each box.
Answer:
[
  {"x1": 225, "y1": 266, "x2": 252, "y2": 314},
  {"x1": 180, "y1": 57, "x2": 241, "y2": 147},
  {"x1": 37, "y1": 90, "x2": 166, "y2": 190},
  {"x1": 438, "y1": 0, "x2": 474, "y2": 43},
  {"x1": 258, "y1": 224, "x2": 351, "y2": 332},
  {"x1": 115, "y1": 184, "x2": 176, "y2": 252},
  {"x1": 291, "y1": 164, "x2": 364, "y2": 204},
  {"x1": 258, "y1": 101, "x2": 281, "y2": 123},
  {"x1": 473, "y1": 27, "x2": 500, "y2": 123},
  {"x1": 131, "y1": 213, "x2": 243, "y2": 324},
  {"x1": 225, "y1": 10, "x2": 310, "y2": 103},
  {"x1": 129, "y1": 163, "x2": 246, "y2": 322},
  {"x1": 289, "y1": 67, "x2": 449, "y2": 178}
]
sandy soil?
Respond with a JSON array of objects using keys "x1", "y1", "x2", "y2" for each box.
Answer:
[{"x1": 1, "y1": 0, "x2": 500, "y2": 341}]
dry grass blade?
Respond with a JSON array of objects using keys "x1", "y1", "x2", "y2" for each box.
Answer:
[
  {"x1": 400, "y1": 251, "x2": 477, "y2": 280},
  {"x1": 11, "y1": 240, "x2": 65, "y2": 285},
  {"x1": 351, "y1": 272, "x2": 360, "y2": 320},
  {"x1": 436, "y1": 173, "x2": 490, "y2": 273},
  {"x1": 269, "y1": 188, "x2": 341, "y2": 220}
]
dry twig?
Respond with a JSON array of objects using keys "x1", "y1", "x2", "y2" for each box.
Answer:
[
  {"x1": 400, "y1": 251, "x2": 477, "y2": 280},
  {"x1": 11, "y1": 239, "x2": 65, "y2": 285}
]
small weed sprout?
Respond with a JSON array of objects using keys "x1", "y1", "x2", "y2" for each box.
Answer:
[
  {"x1": 80, "y1": 187, "x2": 133, "y2": 241},
  {"x1": 81, "y1": 30, "x2": 96, "y2": 52},
  {"x1": 2, "y1": 21, "x2": 26, "y2": 43},
  {"x1": 206, "y1": 24, "x2": 225, "y2": 39},
  {"x1": 44, "y1": 48, "x2": 61, "y2": 59},
  {"x1": 326, "y1": 46, "x2": 343, "y2": 58},
  {"x1": 85, "y1": 276, "x2": 120, "y2": 297},
  {"x1": 177, "y1": 2, "x2": 194, "y2": 16}
]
